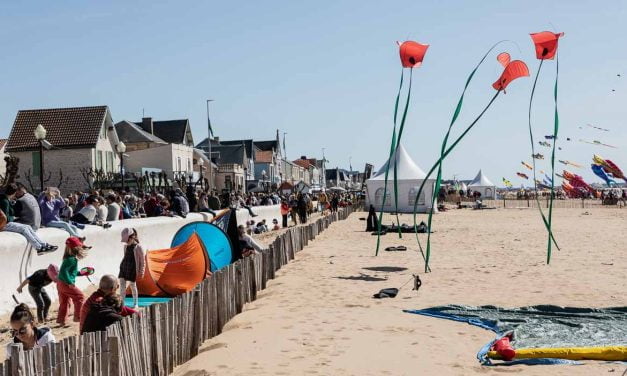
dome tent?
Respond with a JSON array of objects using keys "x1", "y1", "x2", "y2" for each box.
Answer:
[
  {"x1": 366, "y1": 144, "x2": 437, "y2": 213},
  {"x1": 468, "y1": 170, "x2": 496, "y2": 199}
]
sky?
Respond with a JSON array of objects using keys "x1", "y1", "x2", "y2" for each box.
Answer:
[{"x1": 1, "y1": 1, "x2": 625, "y2": 186}]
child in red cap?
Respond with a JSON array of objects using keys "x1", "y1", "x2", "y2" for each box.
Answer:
[{"x1": 56, "y1": 237, "x2": 90, "y2": 327}]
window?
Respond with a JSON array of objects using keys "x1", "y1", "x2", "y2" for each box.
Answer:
[
  {"x1": 375, "y1": 187, "x2": 391, "y2": 206},
  {"x1": 225, "y1": 175, "x2": 232, "y2": 191},
  {"x1": 106, "y1": 152, "x2": 114, "y2": 173},
  {"x1": 187, "y1": 158, "x2": 192, "y2": 172},
  {"x1": 408, "y1": 186, "x2": 426, "y2": 206},
  {"x1": 177, "y1": 157, "x2": 182, "y2": 173},
  {"x1": 95, "y1": 151, "x2": 103, "y2": 171},
  {"x1": 32, "y1": 151, "x2": 41, "y2": 176}
]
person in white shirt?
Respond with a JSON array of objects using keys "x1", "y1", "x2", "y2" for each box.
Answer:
[
  {"x1": 96, "y1": 197, "x2": 108, "y2": 223},
  {"x1": 106, "y1": 195, "x2": 120, "y2": 222}
]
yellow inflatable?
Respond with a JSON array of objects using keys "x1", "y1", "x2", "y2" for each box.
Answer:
[{"x1": 488, "y1": 346, "x2": 627, "y2": 361}]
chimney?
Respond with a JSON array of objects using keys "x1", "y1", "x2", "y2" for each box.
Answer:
[
  {"x1": 301, "y1": 155, "x2": 307, "y2": 160},
  {"x1": 141, "y1": 117, "x2": 153, "y2": 135}
]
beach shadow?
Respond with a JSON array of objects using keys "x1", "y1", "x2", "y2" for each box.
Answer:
[
  {"x1": 363, "y1": 266, "x2": 407, "y2": 273},
  {"x1": 335, "y1": 273, "x2": 387, "y2": 282}
]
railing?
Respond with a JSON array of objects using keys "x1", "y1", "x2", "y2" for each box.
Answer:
[
  {"x1": 1, "y1": 204, "x2": 359, "y2": 376},
  {"x1": 449, "y1": 198, "x2": 625, "y2": 209}
]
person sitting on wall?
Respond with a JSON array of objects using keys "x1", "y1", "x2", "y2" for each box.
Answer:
[
  {"x1": 6, "y1": 304, "x2": 55, "y2": 356},
  {"x1": 238, "y1": 225, "x2": 264, "y2": 257},
  {"x1": 0, "y1": 183, "x2": 58, "y2": 255},
  {"x1": 39, "y1": 187, "x2": 83, "y2": 238},
  {"x1": 13, "y1": 183, "x2": 41, "y2": 231},
  {"x1": 70, "y1": 195, "x2": 110, "y2": 228}
]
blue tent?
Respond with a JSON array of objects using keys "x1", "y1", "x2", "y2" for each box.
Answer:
[{"x1": 171, "y1": 222, "x2": 233, "y2": 272}]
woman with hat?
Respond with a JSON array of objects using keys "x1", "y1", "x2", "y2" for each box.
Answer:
[{"x1": 119, "y1": 228, "x2": 146, "y2": 309}]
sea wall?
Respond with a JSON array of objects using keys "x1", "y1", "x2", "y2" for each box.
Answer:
[{"x1": 0, "y1": 205, "x2": 280, "y2": 315}]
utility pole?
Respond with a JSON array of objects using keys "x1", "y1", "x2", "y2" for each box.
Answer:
[
  {"x1": 322, "y1": 148, "x2": 326, "y2": 189},
  {"x1": 206, "y1": 99, "x2": 214, "y2": 192},
  {"x1": 283, "y1": 132, "x2": 287, "y2": 183}
]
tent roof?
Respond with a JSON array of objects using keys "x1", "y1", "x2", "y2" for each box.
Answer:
[
  {"x1": 370, "y1": 144, "x2": 427, "y2": 180},
  {"x1": 468, "y1": 170, "x2": 495, "y2": 187}
]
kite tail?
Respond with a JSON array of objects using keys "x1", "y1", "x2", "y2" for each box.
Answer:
[
  {"x1": 376, "y1": 69, "x2": 404, "y2": 256},
  {"x1": 413, "y1": 41, "x2": 506, "y2": 272},
  {"x1": 393, "y1": 68, "x2": 414, "y2": 239},
  {"x1": 416, "y1": 91, "x2": 502, "y2": 272},
  {"x1": 547, "y1": 55, "x2": 560, "y2": 264},
  {"x1": 528, "y1": 60, "x2": 561, "y2": 252}
]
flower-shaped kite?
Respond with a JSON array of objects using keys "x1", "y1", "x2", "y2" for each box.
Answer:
[
  {"x1": 398, "y1": 41, "x2": 429, "y2": 68},
  {"x1": 492, "y1": 53, "x2": 530, "y2": 92},
  {"x1": 530, "y1": 31, "x2": 564, "y2": 60}
]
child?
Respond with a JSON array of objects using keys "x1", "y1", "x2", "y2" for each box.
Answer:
[
  {"x1": 119, "y1": 228, "x2": 146, "y2": 309},
  {"x1": 7, "y1": 304, "x2": 55, "y2": 355},
  {"x1": 56, "y1": 237, "x2": 89, "y2": 327},
  {"x1": 82, "y1": 294, "x2": 139, "y2": 334},
  {"x1": 16, "y1": 265, "x2": 56, "y2": 322},
  {"x1": 272, "y1": 218, "x2": 280, "y2": 231}
]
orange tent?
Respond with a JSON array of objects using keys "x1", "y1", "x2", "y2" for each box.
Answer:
[{"x1": 135, "y1": 233, "x2": 210, "y2": 297}]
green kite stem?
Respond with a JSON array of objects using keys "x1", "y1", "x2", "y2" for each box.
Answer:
[
  {"x1": 393, "y1": 68, "x2": 414, "y2": 239},
  {"x1": 547, "y1": 55, "x2": 560, "y2": 264},
  {"x1": 414, "y1": 90, "x2": 502, "y2": 272},
  {"x1": 375, "y1": 69, "x2": 404, "y2": 256},
  {"x1": 528, "y1": 59, "x2": 560, "y2": 252}
]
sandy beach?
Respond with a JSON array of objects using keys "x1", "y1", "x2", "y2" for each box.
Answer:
[{"x1": 173, "y1": 207, "x2": 626, "y2": 376}]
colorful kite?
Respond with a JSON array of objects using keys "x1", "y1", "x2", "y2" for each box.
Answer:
[
  {"x1": 591, "y1": 164, "x2": 616, "y2": 187},
  {"x1": 586, "y1": 123, "x2": 610, "y2": 132},
  {"x1": 376, "y1": 40, "x2": 429, "y2": 255},
  {"x1": 579, "y1": 139, "x2": 617, "y2": 148},
  {"x1": 558, "y1": 160, "x2": 582, "y2": 168},
  {"x1": 517, "y1": 172, "x2": 529, "y2": 179},
  {"x1": 539, "y1": 141, "x2": 551, "y2": 147},
  {"x1": 562, "y1": 170, "x2": 596, "y2": 197},
  {"x1": 412, "y1": 49, "x2": 529, "y2": 272},
  {"x1": 502, "y1": 178, "x2": 513, "y2": 188},
  {"x1": 529, "y1": 31, "x2": 564, "y2": 263},
  {"x1": 593, "y1": 154, "x2": 627, "y2": 182},
  {"x1": 522, "y1": 161, "x2": 533, "y2": 170},
  {"x1": 545, "y1": 135, "x2": 556, "y2": 139},
  {"x1": 532, "y1": 153, "x2": 544, "y2": 160}
]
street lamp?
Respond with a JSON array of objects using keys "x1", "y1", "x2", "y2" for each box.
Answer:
[
  {"x1": 117, "y1": 142, "x2": 126, "y2": 193},
  {"x1": 198, "y1": 158, "x2": 205, "y2": 190},
  {"x1": 33, "y1": 124, "x2": 47, "y2": 192}
]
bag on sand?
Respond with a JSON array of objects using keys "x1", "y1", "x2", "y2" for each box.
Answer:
[{"x1": 373, "y1": 288, "x2": 399, "y2": 299}]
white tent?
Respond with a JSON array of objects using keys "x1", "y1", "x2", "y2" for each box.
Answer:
[
  {"x1": 468, "y1": 169, "x2": 496, "y2": 199},
  {"x1": 366, "y1": 144, "x2": 437, "y2": 213}
]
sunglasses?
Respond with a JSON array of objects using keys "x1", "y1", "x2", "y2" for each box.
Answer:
[{"x1": 10, "y1": 326, "x2": 29, "y2": 337}]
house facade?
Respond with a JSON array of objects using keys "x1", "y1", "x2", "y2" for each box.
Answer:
[
  {"x1": 5, "y1": 106, "x2": 120, "y2": 193},
  {"x1": 0, "y1": 139, "x2": 7, "y2": 178}
]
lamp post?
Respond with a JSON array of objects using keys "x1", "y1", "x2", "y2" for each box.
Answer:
[
  {"x1": 198, "y1": 158, "x2": 205, "y2": 190},
  {"x1": 117, "y1": 142, "x2": 126, "y2": 193},
  {"x1": 33, "y1": 124, "x2": 47, "y2": 193},
  {"x1": 206, "y1": 99, "x2": 214, "y2": 193}
]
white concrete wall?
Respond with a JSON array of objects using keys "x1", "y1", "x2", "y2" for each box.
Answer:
[{"x1": 0, "y1": 205, "x2": 280, "y2": 315}]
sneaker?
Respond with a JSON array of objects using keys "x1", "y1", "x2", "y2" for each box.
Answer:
[{"x1": 37, "y1": 245, "x2": 58, "y2": 255}]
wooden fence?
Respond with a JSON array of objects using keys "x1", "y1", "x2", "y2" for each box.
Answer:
[{"x1": 1, "y1": 205, "x2": 359, "y2": 376}]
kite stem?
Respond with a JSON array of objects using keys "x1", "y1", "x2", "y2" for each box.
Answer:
[
  {"x1": 393, "y1": 68, "x2": 414, "y2": 239},
  {"x1": 547, "y1": 55, "x2": 560, "y2": 264},
  {"x1": 376, "y1": 69, "x2": 404, "y2": 256}
]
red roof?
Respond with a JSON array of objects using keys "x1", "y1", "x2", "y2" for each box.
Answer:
[
  {"x1": 6, "y1": 106, "x2": 108, "y2": 152},
  {"x1": 293, "y1": 159, "x2": 313, "y2": 169},
  {"x1": 255, "y1": 150, "x2": 273, "y2": 163}
]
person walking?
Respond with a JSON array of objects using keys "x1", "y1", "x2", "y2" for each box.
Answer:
[
  {"x1": 15, "y1": 266, "x2": 56, "y2": 322},
  {"x1": 56, "y1": 237, "x2": 89, "y2": 327},
  {"x1": 119, "y1": 228, "x2": 146, "y2": 309}
]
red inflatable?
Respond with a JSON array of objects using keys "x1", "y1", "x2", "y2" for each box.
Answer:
[{"x1": 491, "y1": 336, "x2": 516, "y2": 361}]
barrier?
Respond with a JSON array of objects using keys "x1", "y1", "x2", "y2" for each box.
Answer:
[
  {"x1": 0, "y1": 205, "x2": 280, "y2": 315},
  {"x1": 0, "y1": 204, "x2": 359, "y2": 375}
]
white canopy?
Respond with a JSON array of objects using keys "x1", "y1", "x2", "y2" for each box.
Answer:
[
  {"x1": 467, "y1": 169, "x2": 496, "y2": 198},
  {"x1": 370, "y1": 144, "x2": 426, "y2": 180},
  {"x1": 459, "y1": 182, "x2": 468, "y2": 191},
  {"x1": 366, "y1": 144, "x2": 436, "y2": 213},
  {"x1": 469, "y1": 170, "x2": 494, "y2": 187}
]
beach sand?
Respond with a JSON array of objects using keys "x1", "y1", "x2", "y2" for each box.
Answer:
[{"x1": 173, "y1": 207, "x2": 626, "y2": 376}]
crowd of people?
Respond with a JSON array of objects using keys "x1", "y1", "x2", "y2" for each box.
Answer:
[{"x1": 1, "y1": 181, "x2": 355, "y2": 356}]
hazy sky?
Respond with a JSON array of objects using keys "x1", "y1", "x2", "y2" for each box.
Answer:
[{"x1": 1, "y1": 1, "x2": 625, "y2": 185}]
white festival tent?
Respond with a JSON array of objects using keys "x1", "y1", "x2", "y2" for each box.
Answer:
[
  {"x1": 366, "y1": 144, "x2": 437, "y2": 213},
  {"x1": 468, "y1": 169, "x2": 496, "y2": 199}
]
